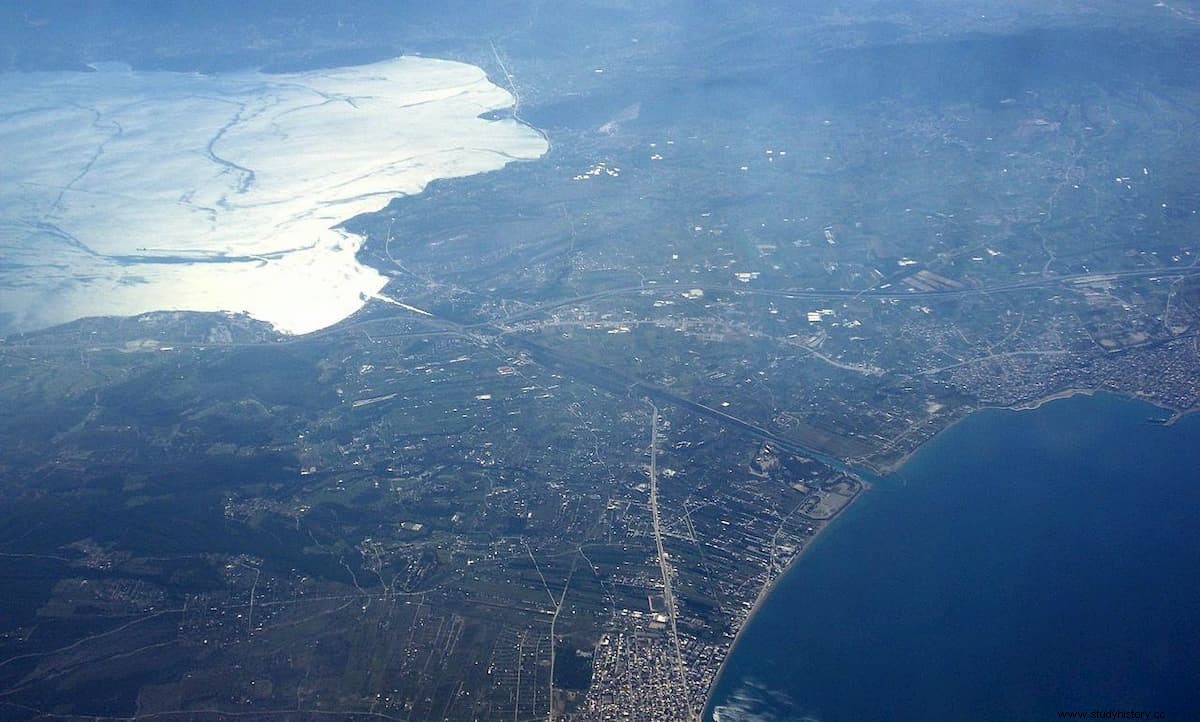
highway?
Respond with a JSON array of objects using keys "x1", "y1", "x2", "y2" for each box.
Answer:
[
  {"x1": 647, "y1": 404, "x2": 691, "y2": 718},
  {"x1": 493, "y1": 266, "x2": 1200, "y2": 325}
]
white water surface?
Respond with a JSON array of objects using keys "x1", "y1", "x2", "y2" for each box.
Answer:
[{"x1": 0, "y1": 57, "x2": 547, "y2": 335}]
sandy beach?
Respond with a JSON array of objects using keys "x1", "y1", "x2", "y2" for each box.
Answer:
[
  {"x1": 704, "y1": 385, "x2": 1188, "y2": 718},
  {"x1": 703, "y1": 478, "x2": 869, "y2": 719}
]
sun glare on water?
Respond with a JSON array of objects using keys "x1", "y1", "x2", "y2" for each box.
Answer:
[{"x1": 0, "y1": 56, "x2": 547, "y2": 335}]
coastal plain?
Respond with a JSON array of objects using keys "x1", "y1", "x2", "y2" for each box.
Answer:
[{"x1": 1, "y1": 2, "x2": 1199, "y2": 721}]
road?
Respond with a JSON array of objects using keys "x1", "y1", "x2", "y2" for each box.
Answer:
[
  {"x1": 494, "y1": 266, "x2": 1200, "y2": 325},
  {"x1": 647, "y1": 404, "x2": 691, "y2": 718}
]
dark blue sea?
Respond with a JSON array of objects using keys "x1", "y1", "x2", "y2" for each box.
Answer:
[{"x1": 705, "y1": 394, "x2": 1200, "y2": 722}]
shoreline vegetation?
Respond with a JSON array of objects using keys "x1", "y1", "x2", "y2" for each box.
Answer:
[{"x1": 700, "y1": 386, "x2": 1193, "y2": 719}]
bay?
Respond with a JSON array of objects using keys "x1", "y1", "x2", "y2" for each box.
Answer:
[{"x1": 705, "y1": 393, "x2": 1200, "y2": 722}]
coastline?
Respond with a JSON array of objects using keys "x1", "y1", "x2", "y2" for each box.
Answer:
[
  {"x1": 702, "y1": 386, "x2": 1188, "y2": 719},
  {"x1": 699, "y1": 393, "x2": 1200, "y2": 720},
  {"x1": 2, "y1": 56, "x2": 548, "y2": 337},
  {"x1": 701, "y1": 478, "x2": 869, "y2": 721},
  {"x1": 1164, "y1": 404, "x2": 1199, "y2": 426},
  {"x1": 1003, "y1": 386, "x2": 1098, "y2": 412},
  {"x1": 868, "y1": 386, "x2": 1185, "y2": 476}
]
